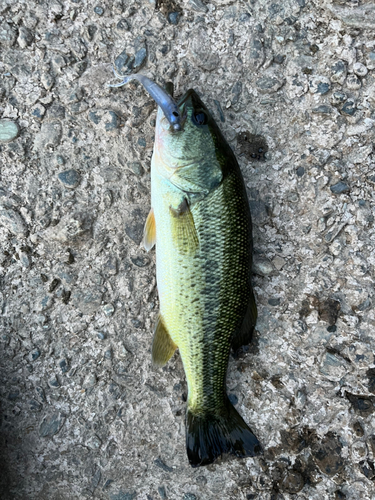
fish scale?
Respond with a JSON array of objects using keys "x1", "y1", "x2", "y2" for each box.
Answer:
[{"x1": 138, "y1": 83, "x2": 262, "y2": 466}]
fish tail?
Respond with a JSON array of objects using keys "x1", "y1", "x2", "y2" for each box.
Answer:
[{"x1": 186, "y1": 397, "x2": 262, "y2": 467}]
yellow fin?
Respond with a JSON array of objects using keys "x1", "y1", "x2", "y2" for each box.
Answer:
[
  {"x1": 142, "y1": 208, "x2": 156, "y2": 252},
  {"x1": 169, "y1": 199, "x2": 199, "y2": 254},
  {"x1": 152, "y1": 315, "x2": 178, "y2": 367}
]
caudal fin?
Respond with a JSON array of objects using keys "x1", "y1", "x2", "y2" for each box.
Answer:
[{"x1": 186, "y1": 398, "x2": 262, "y2": 467}]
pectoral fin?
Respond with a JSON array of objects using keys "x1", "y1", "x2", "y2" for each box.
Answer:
[
  {"x1": 142, "y1": 208, "x2": 156, "y2": 252},
  {"x1": 169, "y1": 199, "x2": 199, "y2": 254},
  {"x1": 232, "y1": 290, "x2": 258, "y2": 354},
  {"x1": 152, "y1": 314, "x2": 178, "y2": 367}
]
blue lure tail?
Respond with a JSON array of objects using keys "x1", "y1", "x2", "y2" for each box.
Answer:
[
  {"x1": 186, "y1": 397, "x2": 262, "y2": 467},
  {"x1": 106, "y1": 66, "x2": 134, "y2": 88}
]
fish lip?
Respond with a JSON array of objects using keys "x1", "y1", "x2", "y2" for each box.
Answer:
[
  {"x1": 177, "y1": 89, "x2": 200, "y2": 106},
  {"x1": 173, "y1": 89, "x2": 209, "y2": 132},
  {"x1": 167, "y1": 89, "x2": 205, "y2": 132}
]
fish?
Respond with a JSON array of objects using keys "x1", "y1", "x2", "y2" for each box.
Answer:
[{"x1": 108, "y1": 72, "x2": 262, "y2": 467}]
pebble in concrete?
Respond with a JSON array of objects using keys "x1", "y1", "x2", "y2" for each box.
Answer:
[
  {"x1": 39, "y1": 412, "x2": 65, "y2": 438},
  {"x1": 0, "y1": 208, "x2": 27, "y2": 236},
  {"x1": 309, "y1": 75, "x2": 331, "y2": 95},
  {"x1": 330, "y1": 181, "x2": 350, "y2": 194},
  {"x1": 330, "y1": 60, "x2": 347, "y2": 85},
  {"x1": 0, "y1": 119, "x2": 19, "y2": 143},
  {"x1": 346, "y1": 74, "x2": 362, "y2": 90},
  {"x1": 57, "y1": 169, "x2": 81, "y2": 189}
]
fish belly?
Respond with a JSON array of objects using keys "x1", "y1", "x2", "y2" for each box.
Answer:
[{"x1": 153, "y1": 168, "x2": 253, "y2": 414}]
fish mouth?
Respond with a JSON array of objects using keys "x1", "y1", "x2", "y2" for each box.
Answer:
[
  {"x1": 177, "y1": 89, "x2": 203, "y2": 107},
  {"x1": 175, "y1": 89, "x2": 210, "y2": 131}
]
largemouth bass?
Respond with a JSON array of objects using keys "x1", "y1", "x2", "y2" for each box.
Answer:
[{"x1": 109, "y1": 73, "x2": 262, "y2": 466}]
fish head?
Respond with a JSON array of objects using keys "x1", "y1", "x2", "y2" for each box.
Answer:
[{"x1": 154, "y1": 90, "x2": 228, "y2": 193}]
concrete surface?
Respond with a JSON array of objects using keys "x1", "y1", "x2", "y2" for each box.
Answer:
[{"x1": 0, "y1": 0, "x2": 375, "y2": 498}]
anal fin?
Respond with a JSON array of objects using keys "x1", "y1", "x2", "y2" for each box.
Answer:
[
  {"x1": 169, "y1": 199, "x2": 199, "y2": 255},
  {"x1": 152, "y1": 314, "x2": 178, "y2": 367},
  {"x1": 231, "y1": 289, "x2": 258, "y2": 354},
  {"x1": 142, "y1": 208, "x2": 156, "y2": 252}
]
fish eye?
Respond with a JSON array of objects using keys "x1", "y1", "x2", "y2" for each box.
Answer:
[{"x1": 192, "y1": 110, "x2": 208, "y2": 126}]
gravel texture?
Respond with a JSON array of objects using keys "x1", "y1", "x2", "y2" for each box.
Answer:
[{"x1": 0, "y1": 0, "x2": 375, "y2": 499}]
